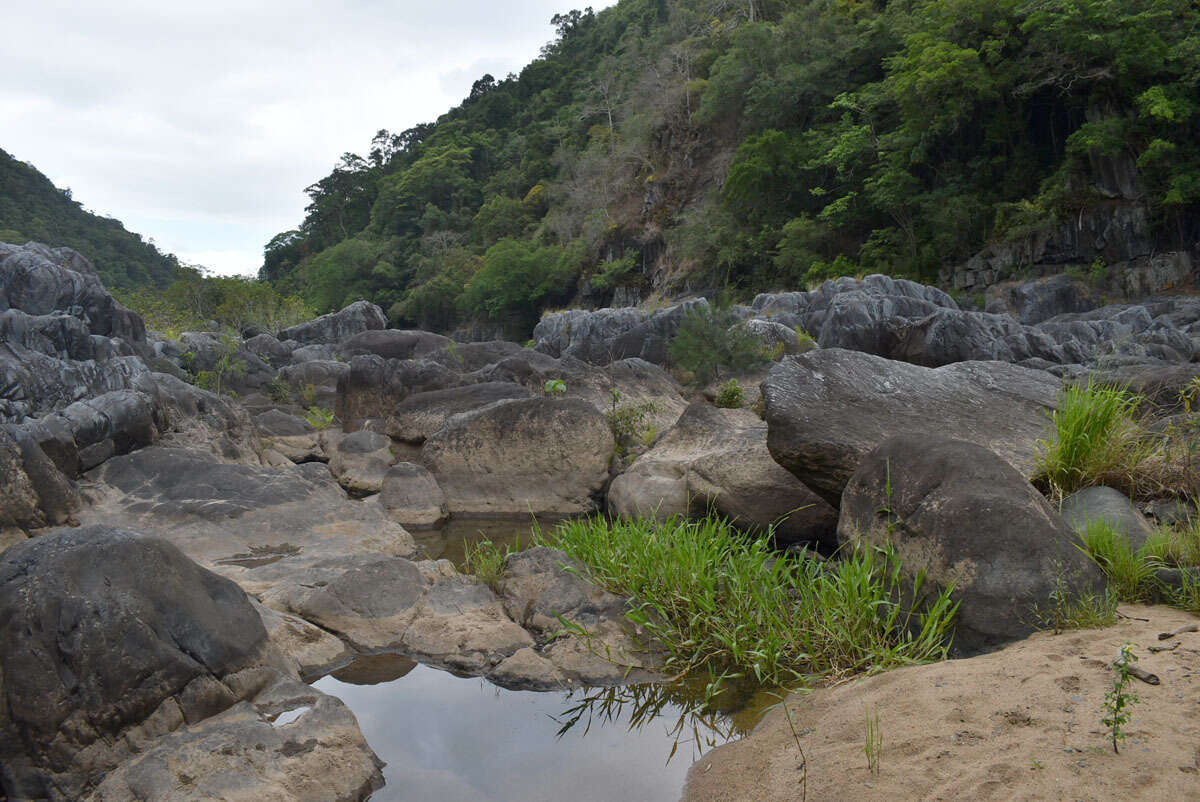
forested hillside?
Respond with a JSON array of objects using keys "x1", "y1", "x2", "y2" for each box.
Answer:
[
  {"x1": 262, "y1": 0, "x2": 1200, "y2": 336},
  {"x1": 0, "y1": 149, "x2": 180, "y2": 289}
]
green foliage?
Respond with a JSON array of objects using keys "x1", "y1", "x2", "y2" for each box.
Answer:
[
  {"x1": 256, "y1": 0, "x2": 1200, "y2": 323},
  {"x1": 115, "y1": 270, "x2": 315, "y2": 338},
  {"x1": 265, "y1": 377, "x2": 291, "y2": 404},
  {"x1": 305, "y1": 406, "x2": 335, "y2": 430},
  {"x1": 540, "y1": 516, "x2": 958, "y2": 687},
  {"x1": 0, "y1": 149, "x2": 178, "y2": 289},
  {"x1": 193, "y1": 334, "x2": 246, "y2": 397},
  {"x1": 669, "y1": 307, "x2": 766, "y2": 384},
  {"x1": 605, "y1": 389, "x2": 660, "y2": 455},
  {"x1": 1077, "y1": 519, "x2": 1160, "y2": 602},
  {"x1": 544, "y1": 378, "x2": 567, "y2": 397},
  {"x1": 459, "y1": 238, "x2": 581, "y2": 335},
  {"x1": 714, "y1": 379, "x2": 744, "y2": 409},
  {"x1": 1038, "y1": 559, "x2": 1118, "y2": 632},
  {"x1": 463, "y1": 538, "x2": 519, "y2": 591},
  {"x1": 863, "y1": 706, "x2": 882, "y2": 775},
  {"x1": 1102, "y1": 643, "x2": 1141, "y2": 754},
  {"x1": 1034, "y1": 380, "x2": 1154, "y2": 496}
]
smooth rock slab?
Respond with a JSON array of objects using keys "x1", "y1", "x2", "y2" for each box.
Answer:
[
  {"x1": 81, "y1": 448, "x2": 417, "y2": 596},
  {"x1": 1060, "y1": 486, "x2": 1157, "y2": 551}
]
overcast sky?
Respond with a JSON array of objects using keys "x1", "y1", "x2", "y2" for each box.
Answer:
[{"x1": 1, "y1": 1, "x2": 610, "y2": 276}]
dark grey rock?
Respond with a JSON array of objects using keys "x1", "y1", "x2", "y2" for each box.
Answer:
[
  {"x1": 839, "y1": 436, "x2": 1107, "y2": 653},
  {"x1": 389, "y1": 381, "x2": 531, "y2": 443},
  {"x1": 763, "y1": 349, "x2": 1061, "y2": 505},
  {"x1": 0, "y1": 526, "x2": 273, "y2": 800},
  {"x1": 1061, "y1": 486, "x2": 1157, "y2": 550},
  {"x1": 278, "y1": 300, "x2": 388, "y2": 345}
]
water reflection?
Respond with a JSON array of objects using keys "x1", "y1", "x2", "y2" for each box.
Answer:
[
  {"x1": 315, "y1": 662, "x2": 761, "y2": 802},
  {"x1": 410, "y1": 517, "x2": 538, "y2": 569}
]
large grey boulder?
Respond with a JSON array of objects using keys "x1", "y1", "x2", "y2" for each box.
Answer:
[
  {"x1": 328, "y1": 429, "x2": 396, "y2": 494},
  {"x1": 608, "y1": 403, "x2": 837, "y2": 547},
  {"x1": 532, "y1": 299, "x2": 709, "y2": 365},
  {"x1": 337, "y1": 328, "x2": 451, "y2": 360},
  {"x1": 389, "y1": 381, "x2": 531, "y2": 444},
  {"x1": 0, "y1": 428, "x2": 79, "y2": 530},
  {"x1": 763, "y1": 349, "x2": 1060, "y2": 505},
  {"x1": 0, "y1": 242, "x2": 145, "y2": 345},
  {"x1": 0, "y1": 526, "x2": 281, "y2": 799},
  {"x1": 379, "y1": 462, "x2": 448, "y2": 528},
  {"x1": 985, "y1": 274, "x2": 1103, "y2": 324},
  {"x1": 423, "y1": 397, "x2": 614, "y2": 516},
  {"x1": 1060, "y1": 486, "x2": 1157, "y2": 551},
  {"x1": 838, "y1": 436, "x2": 1107, "y2": 653},
  {"x1": 278, "y1": 300, "x2": 387, "y2": 346}
]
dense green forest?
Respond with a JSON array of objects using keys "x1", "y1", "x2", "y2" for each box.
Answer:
[
  {"x1": 263, "y1": 0, "x2": 1200, "y2": 336},
  {"x1": 0, "y1": 148, "x2": 181, "y2": 289}
]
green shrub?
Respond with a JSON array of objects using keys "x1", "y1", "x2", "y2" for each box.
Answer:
[
  {"x1": 714, "y1": 379, "x2": 744, "y2": 409},
  {"x1": 1034, "y1": 379, "x2": 1155, "y2": 496},
  {"x1": 539, "y1": 516, "x2": 957, "y2": 687},
  {"x1": 669, "y1": 307, "x2": 765, "y2": 384},
  {"x1": 544, "y1": 378, "x2": 566, "y2": 397},
  {"x1": 605, "y1": 391, "x2": 660, "y2": 455},
  {"x1": 265, "y1": 376, "x2": 290, "y2": 404},
  {"x1": 305, "y1": 406, "x2": 335, "y2": 430}
]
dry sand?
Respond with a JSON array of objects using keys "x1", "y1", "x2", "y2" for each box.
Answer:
[{"x1": 685, "y1": 604, "x2": 1200, "y2": 801}]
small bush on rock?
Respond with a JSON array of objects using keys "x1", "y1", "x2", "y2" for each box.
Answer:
[
  {"x1": 305, "y1": 406, "x2": 335, "y2": 430},
  {"x1": 714, "y1": 379, "x2": 744, "y2": 409},
  {"x1": 669, "y1": 307, "x2": 765, "y2": 384}
]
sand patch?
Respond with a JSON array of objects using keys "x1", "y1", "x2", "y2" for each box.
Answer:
[{"x1": 685, "y1": 604, "x2": 1200, "y2": 801}]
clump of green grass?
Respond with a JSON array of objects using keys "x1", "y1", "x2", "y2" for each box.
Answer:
[
  {"x1": 463, "y1": 538, "x2": 518, "y2": 591},
  {"x1": 1077, "y1": 519, "x2": 1160, "y2": 602},
  {"x1": 1034, "y1": 379, "x2": 1157, "y2": 496},
  {"x1": 539, "y1": 516, "x2": 957, "y2": 688}
]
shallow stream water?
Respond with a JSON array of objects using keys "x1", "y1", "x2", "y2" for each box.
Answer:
[{"x1": 315, "y1": 656, "x2": 775, "y2": 802}]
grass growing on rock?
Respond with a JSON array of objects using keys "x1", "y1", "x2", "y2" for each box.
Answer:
[
  {"x1": 538, "y1": 515, "x2": 958, "y2": 688},
  {"x1": 1034, "y1": 379, "x2": 1158, "y2": 497}
]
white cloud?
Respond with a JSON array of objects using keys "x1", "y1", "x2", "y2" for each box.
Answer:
[{"x1": 0, "y1": 1, "x2": 610, "y2": 276}]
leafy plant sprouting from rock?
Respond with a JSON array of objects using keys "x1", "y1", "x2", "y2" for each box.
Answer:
[
  {"x1": 1033, "y1": 379, "x2": 1157, "y2": 497},
  {"x1": 605, "y1": 388, "x2": 659, "y2": 455},
  {"x1": 265, "y1": 376, "x2": 290, "y2": 404},
  {"x1": 714, "y1": 379, "x2": 744, "y2": 409},
  {"x1": 193, "y1": 333, "x2": 247, "y2": 396},
  {"x1": 544, "y1": 378, "x2": 567, "y2": 397},
  {"x1": 305, "y1": 406, "x2": 335, "y2": 430}
]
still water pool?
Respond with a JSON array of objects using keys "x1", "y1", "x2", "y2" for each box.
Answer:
[{"x1": 314, "y1": 656, "x2": 769, "y2": 802}]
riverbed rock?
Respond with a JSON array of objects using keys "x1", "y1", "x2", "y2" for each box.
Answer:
[
  {"x1": 379, "y1": 462, "x2": 448, "y2": 528},
  {"x1": 389, "y1": 381, "x2": 531, "y2": 444},
  {"x1": 1060, "y1": 486, "x2": 1157, "y2": 550},
  {"x1": 0, "y1": 526, "x2": 290, "y2": 800},
  {"x1": 87, "y1": 675, "x2": 384, "y2": 802},
  {"x1": 763, "y1": 349, "x2": 1060, "y2": 504},
  {"x1": 338, "y1": 328, "x2": 451, "y2": 360},
  {"x1": 423, "y1": 397, "x2": 614, "y2": 516},
  {"x1": 328, "y1": 429, "x2": 396, "y2": 494},
  {"x1": 81, "y1": 447, "x2": 418, "y2": 596},
  {"x1": 278, "y1": 299, "x2": 388, "y2": 345},
  {"x1": 838, "y1": 435, "x2": 1107, "y2": 652},
  {"x1": 608, "y1": 403, "x2": 837, "y2": 547},
  {"x1": 254, "y1": 601, "x2": 353, "y2": 682}
]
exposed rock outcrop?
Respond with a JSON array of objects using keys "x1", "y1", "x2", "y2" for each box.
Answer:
[
  {"x1": 763, "y1": 349, "x2": 1061, "y2": 504},
  {"x1": 423, "y1": 397, "x2": 615, "y2": 517},
  {"x1": 838, "y1": 436, "x2": 1107, "y2": 652},
  {"x1": 608, "y1": 403, "x2": 837, "y2": 547}
]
